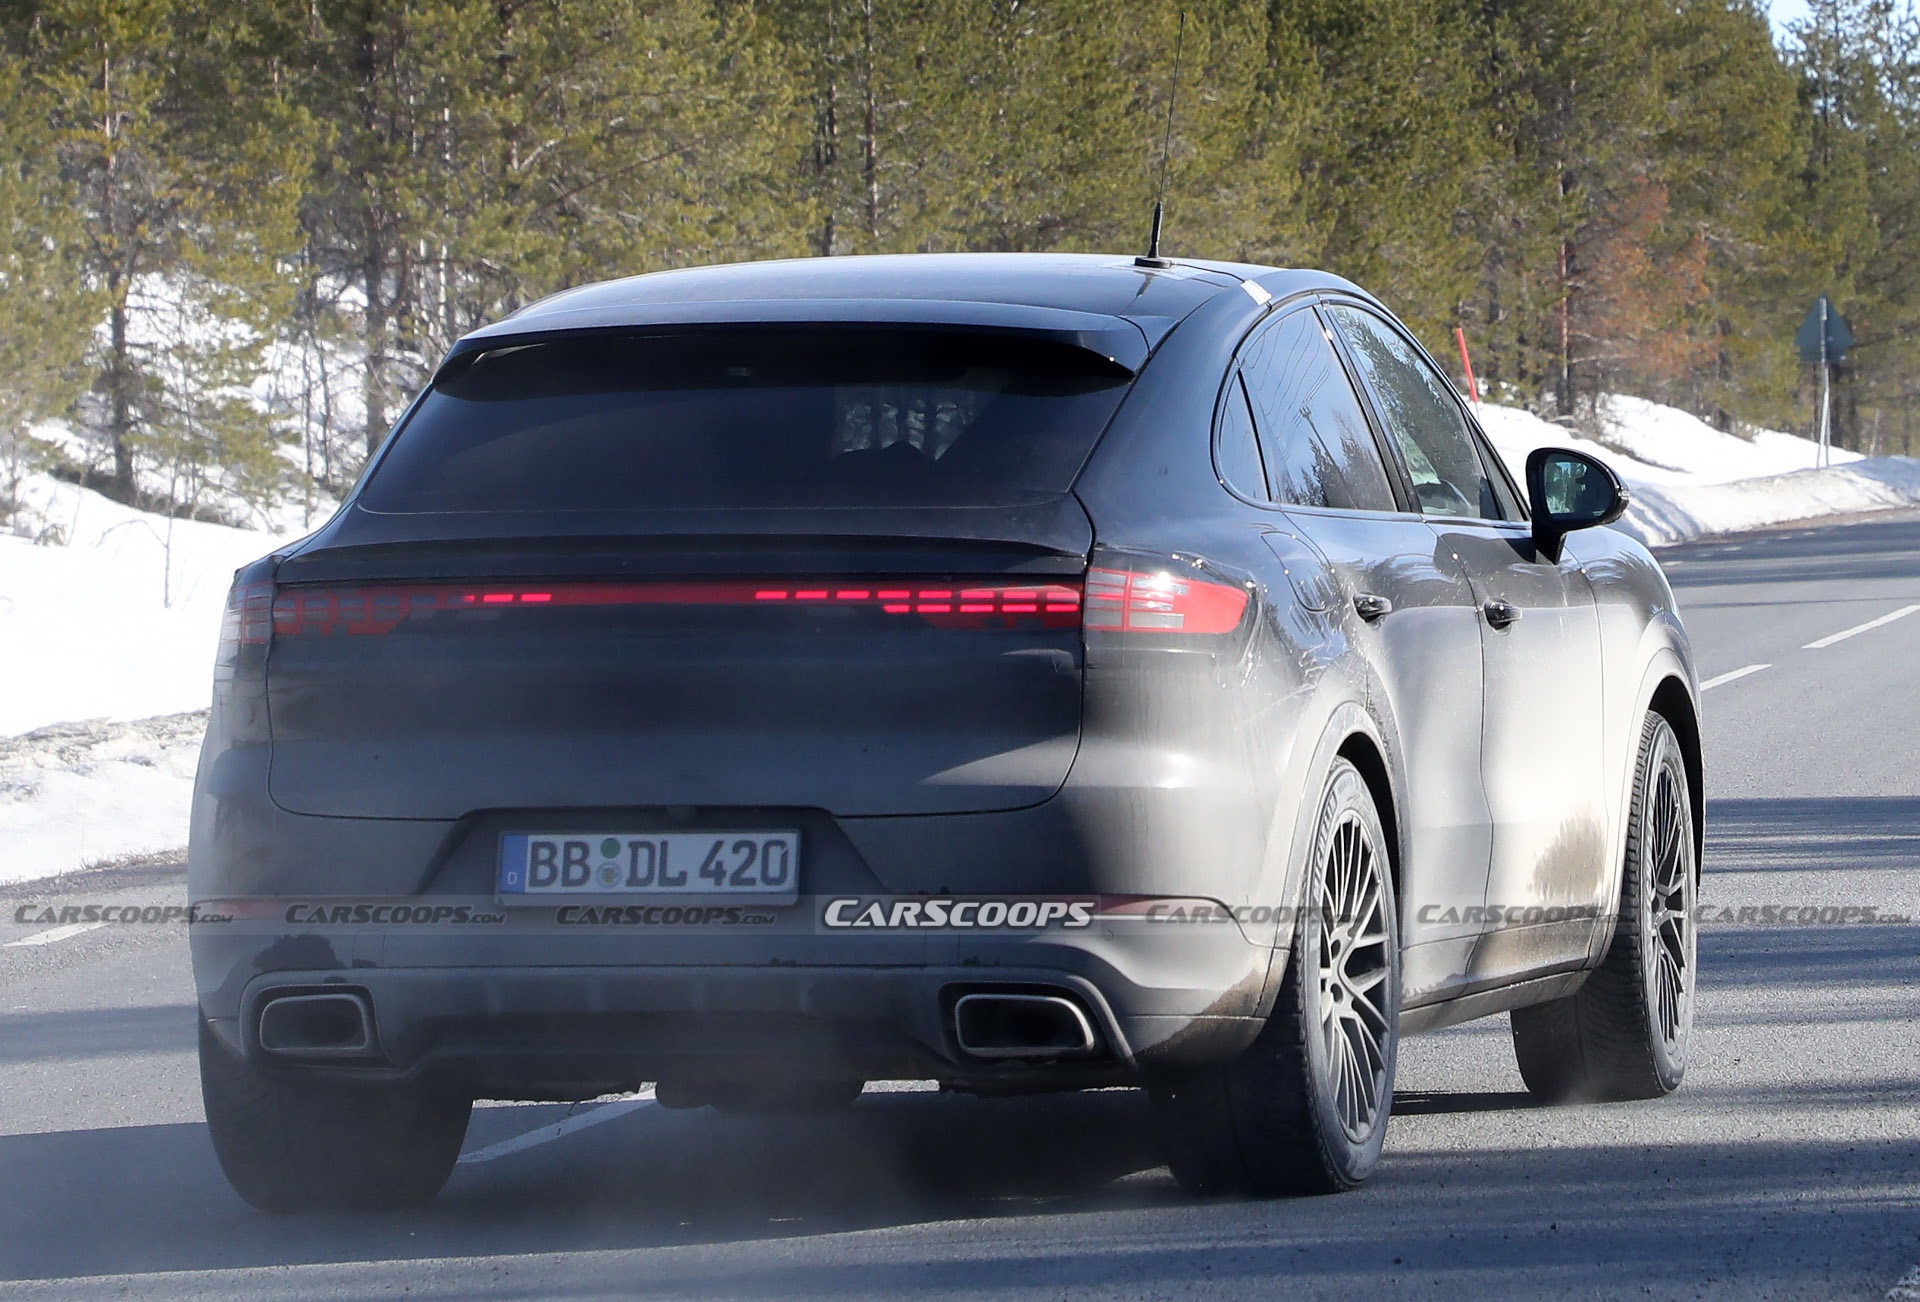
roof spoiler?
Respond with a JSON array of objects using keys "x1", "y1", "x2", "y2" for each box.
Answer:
[{"x1": 434, "y1": 298, "x2": 1151, "y2": 382}]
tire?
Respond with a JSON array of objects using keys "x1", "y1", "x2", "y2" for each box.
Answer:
[
  {"x1": 1154, "y1": 758, "x2": 1400, "y2": 1196},
  {"x1": 199, "y1": 1017, "x2": 472, "y2": 1213},
  {"x1": 1511, "y1": 711, "x2": 1697, "y2": 1103}
]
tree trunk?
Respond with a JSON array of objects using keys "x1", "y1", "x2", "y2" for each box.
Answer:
[
  {"x1": 1556, "y1": 236, "x2": 1574, "y2": 418},
  {"x1": 108, "y1": 293, "x2": 135, "y2": 496},
  {"x1": 1712, "y1": 318, "x2": 1733, "y2": 432},
  {"x1": 364, "y1": 238, "x2": 388, "y2": 457},
  {"x1": 860, "y1": 0, "x2": 879, "y2": 242},
  {"x1": 815, "y1": 0, "x2": 841, "y2": 257},
  {"x1": 101, "y1": 51, "x2": 136, "y2": 498},
  {"x1": 357, "y1": 20, "x2": 389, "y2": 456}
]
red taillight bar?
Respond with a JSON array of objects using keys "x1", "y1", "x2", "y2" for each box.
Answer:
[
  {"x1": 269, "y1": 579, "x2": 1086, "y2": 637},
  {"x1": 265, "y1": 568, "x2": 1247, "y2": 639},
  {"x1": 1083, "y1": 566, "x2": 1249, "y2": 635}
]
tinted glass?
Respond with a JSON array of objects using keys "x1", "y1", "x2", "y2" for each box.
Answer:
[
  {"x1": 359, "y1": 331, "x2": 1132, "y2": 513},
  {"x1": 1238, "y1": 310, "x2": 1398, "y2": 512},
  {"x1": 1214, "y1": 373, "x2": 1268, "y2": 498},
  {"x1": 1540, "y1": 453, "x2": 1617, "y2": 519},
  {"x1": 1326, "y1": 305, "x2": 1508, "y2": 521},
  {"x1": 1478, "y1": 425, "x2": 1527, "y2": 519}
]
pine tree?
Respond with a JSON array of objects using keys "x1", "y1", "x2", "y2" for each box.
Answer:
[
  {"x1": 270, "y1": 0, "x2": 809, "y2": 460},
  {"x1": 3, "y1": 0, "x2": 1901, "y2": 504},
  {"x1": 1788, "y1": 0, "x2": 1920, "y2": 452},
  {"x1": 1463, "y1": 0, "x2": 1678, "y2": 416},
  {"x1": 1273, "y1": 0, "x2": 1484, "y2": 349},
  {"x1": 1650, "y1": 1, "x2": 1804, "y2": 430},
  {"x1": 32, "y1": 0, "x2": 309, "y2": 515},
  {"x1": 0, "y1": 52, "x2": 99, "y2": 526}
]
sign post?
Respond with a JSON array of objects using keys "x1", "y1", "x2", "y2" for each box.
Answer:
[
  {"x1": 1819, "y1": 300, "x2": 1831, "y2": 468},
  {"x1": 1455, "y1": 326, "x2": 1480, "y2": 405},
  {"x1": 1796, "y1": 295, "x2": 1853, "y2": 467}
]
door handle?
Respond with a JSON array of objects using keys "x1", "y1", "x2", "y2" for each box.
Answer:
[
  {"x1": 1482, "y1": 599, "x2": 1521, "y2": 630},
  {"x1": 1353, "y1": 593, "x2": 1393, "y2": 622}
]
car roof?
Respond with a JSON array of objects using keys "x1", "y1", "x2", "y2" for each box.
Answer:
[{"x1": 450, "y1": 254, "x2": 1362, "y2": 374}]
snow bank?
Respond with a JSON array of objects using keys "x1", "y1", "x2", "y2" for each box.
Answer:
[
  {"x1": 1474, "y1": 395, "x2": 1859, "y2": 488},
  {"x1": 0, "y1": 713, "x2": 203, "y2": 886},
  {"x1": 1473, "y1": 397, "x2": 1920, "y2": 546},
  {"x1": 0, "y1": 474, "x2": 294, "y2": 737},
  {"x1": 1616, "y1": 459, "x2": 1920, "y2": 547}
]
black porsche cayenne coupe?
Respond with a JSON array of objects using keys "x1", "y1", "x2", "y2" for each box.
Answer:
[{"x1": 190, "y1": 253, "x2": 1702, "y2": 1211}]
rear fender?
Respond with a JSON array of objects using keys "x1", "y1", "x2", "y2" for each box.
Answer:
[
  {"x1": 1586, "y1": 639, "x2": 1699, "y2": 969},
  {"x1": 1572, "y1": 530, "x2": 1700, "y2": 968},
  {"x1": 1250, "y1": 700, "x2": 1398, "y2": 1017}
]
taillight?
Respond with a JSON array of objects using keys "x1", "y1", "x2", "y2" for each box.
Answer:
[
  {"x1": 1084, "y1": 566, "x2": 1250, "y2": 634},
  {"x1": 212, "y1": 561, "x2": 277, "y2": 742},
  {"x1": 269, "y1": 579, "x2": 1085, "y2": 636},
  {"x1": 218, "y1": 581, "x2": 275, "y2": 649}
]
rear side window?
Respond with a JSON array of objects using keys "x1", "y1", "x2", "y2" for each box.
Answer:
[
  {"x1": 358, "y1": 330, "x2": 1133, "y2": 513},
  {"x1": 1213, "y1": 374, "x2": 1268, "y2": 499},
  {"x1": 1237, "y1": 311, "x2": 1399, "y2": 513},
  {"x1": 1325, "y1": 305, "x2": 1509, "y2": 521}
]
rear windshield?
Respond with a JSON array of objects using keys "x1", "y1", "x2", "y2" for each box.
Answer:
[{"x1": 357, "y1": 329, "x2": 1134, "y2": 513}]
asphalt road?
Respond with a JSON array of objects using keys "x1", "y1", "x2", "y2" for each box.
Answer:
[{"x1": 2, "y1": 513, "x2": 1918, "y2": 1299}]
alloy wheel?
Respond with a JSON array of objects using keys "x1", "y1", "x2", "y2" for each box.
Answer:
[
  {"x1": 1646, "y1": 753, "x2": 1696, "y2": 1050},
  {"x1": 1317, "y1": 812, "x2": 1392, "y2": 1141}
]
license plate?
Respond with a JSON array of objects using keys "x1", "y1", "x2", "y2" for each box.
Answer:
[{"x1": 498, "y1": 831, "x2": 799, "y2": 902}]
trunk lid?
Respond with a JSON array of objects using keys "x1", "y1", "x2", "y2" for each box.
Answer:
[{"x1": 266, "y1": 323, "x2": 1124, "y2": 820}]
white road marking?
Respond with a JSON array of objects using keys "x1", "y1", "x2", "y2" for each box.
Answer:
[
  {"x1": 1700, "y1": 663, "x2": 1771, "y2": 691},
  {"x1": 1887, "y1": 1264, "x2": 1920, "y2": 1301},
  {"x1": 2, "y1": 921, "x2": 108, "y2": 948},
  {"x1": 1804, "y1": 603, "x2": 1920, "y2": 650},
  {"x1": 457, "y1": 1097, "x2": 652, "y2": 1165}
]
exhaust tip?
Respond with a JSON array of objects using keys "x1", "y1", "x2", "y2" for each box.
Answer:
[
  {"x1": 953, "y1": 992, "x2": 1098, "y2": 1059},
  {"x1": 257, "y1": 992, "x2": 375, "y2": 1058}
]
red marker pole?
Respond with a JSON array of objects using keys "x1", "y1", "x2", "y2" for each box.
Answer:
[{"x1": 1455, "y1": 326, "x2": 1480, "y2": 405}]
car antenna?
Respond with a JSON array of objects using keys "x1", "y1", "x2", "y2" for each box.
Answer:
[{"x1": 1136, "y1": 10, "x2": 1186, "y2": 270}]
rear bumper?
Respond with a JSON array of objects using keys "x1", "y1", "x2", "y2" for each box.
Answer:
[
  {"x1": 198, "y1": 924, "x2": 1273, "y2": 1096},
  {"x1": 190, "y1": 671, "x2": 1300, "y2": 1095}
]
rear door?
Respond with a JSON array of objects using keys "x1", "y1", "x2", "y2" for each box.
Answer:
[
  {"x1": 265, "y1": 327, "x2": 1133, "y2": 822},
  {"x1": 1228, "y1": 306, "x2": 1491, "y2": 1003},
  {"x1": 1325, "y1": 303, "x2": 1610, "y2": 983}
]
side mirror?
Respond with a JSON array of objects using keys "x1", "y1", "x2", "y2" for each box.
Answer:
[{"x1": 1526, "y1": 447, "x2": 1628, "y2": 562}]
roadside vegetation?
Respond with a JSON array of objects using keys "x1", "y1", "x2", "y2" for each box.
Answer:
[{"x1": 1, "y1": 0, "x2": 1917, "y2": 527}]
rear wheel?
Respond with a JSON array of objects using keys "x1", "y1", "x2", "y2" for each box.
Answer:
[
  {"x1": 1511, "y1": 711, "x2": 1697, "y2": 1102},
  {"x1": 1154, "y1": 759, "x2": 1399, "y2": 1196},
  {"x1": 199, "y1": 1017, "x2": 471, "y2": 1213}
]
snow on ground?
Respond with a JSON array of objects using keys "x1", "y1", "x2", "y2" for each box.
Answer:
[
  {"x1": 0, "y1": 713, "x2": 203, "y2": 887},
  {"x1": 0, "y1": 472, "x2": 288, "y2": 884},
  {"x1": 1615, "y1": 459, "x2": 1920, "y2": 545},
  {"x1": 0, "y1": 474, "x2": 294, "y2": 736},
  {"x1": 3, "y1": 393, "x2": 1920, "y2": 885},
  {"x1": 1473, "y1": 396, "x2": 1920, "y2": 546},
  {"x1": 1474, "y1": 393, "x2": 1858, "y2": 488}
]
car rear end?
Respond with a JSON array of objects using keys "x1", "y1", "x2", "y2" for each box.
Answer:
[{"x1": 190, "y1": 304, "x2": 1281, "y2": 1102}]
